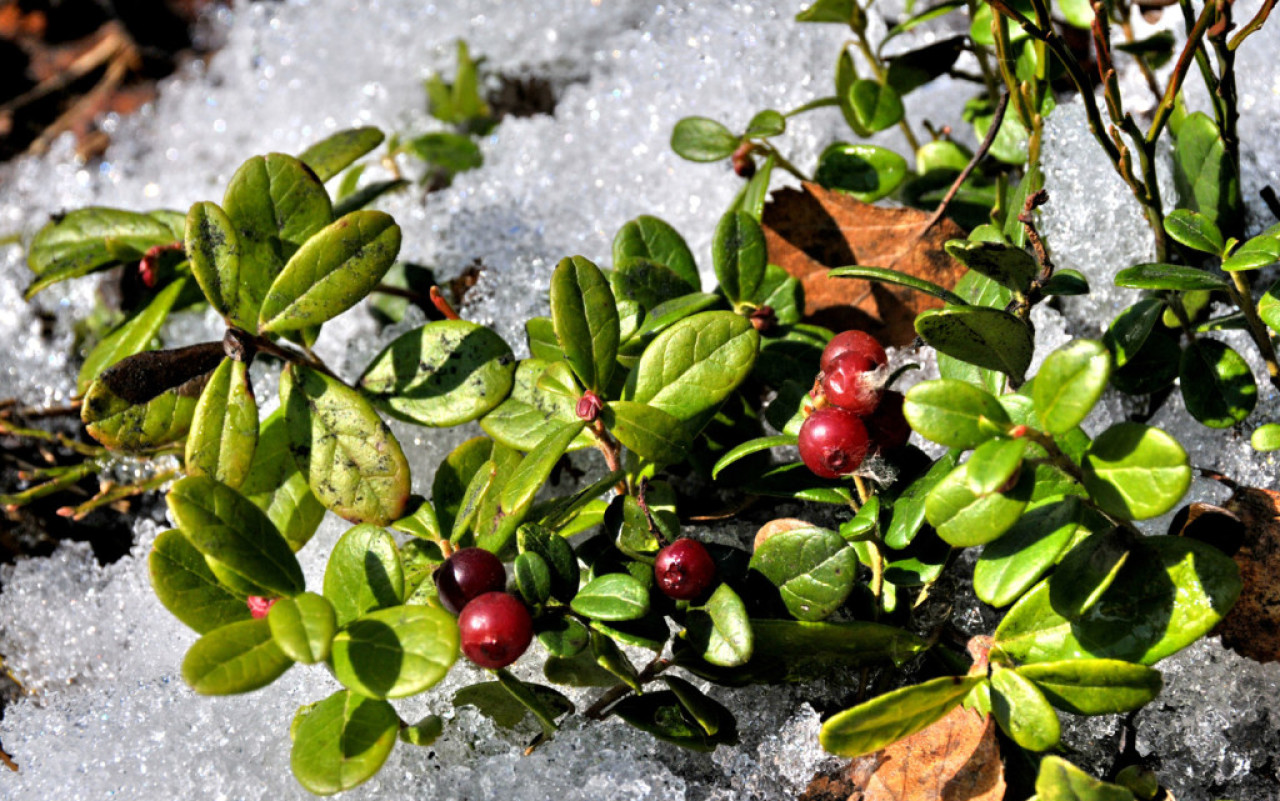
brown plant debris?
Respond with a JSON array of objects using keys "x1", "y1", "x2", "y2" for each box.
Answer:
[
  {"x1": 762, "y1": 182, "x2": 968, "y2": 347},
  {"x1": 801, "y1": 705, "x2": 1005, "y2": 801},
  {"x1": 1215, "y1": 486, "x2": 1280, "y2": 663}
]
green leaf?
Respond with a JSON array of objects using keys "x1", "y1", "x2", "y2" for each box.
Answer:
[
  {"x1": 612, "y1": 216, "x2": 699, "y2": 290},
  {"x1": 537, "y1": 616, "x2": 591, "y2": 657},
  {"x1": 517, "y1": 524, "x2": 580, "y2": 603},
  {"x1": 167, "y1": 475, "x2": 304, "y2": 598},
  {"x1": 902, "y1": 379, "x2": 1010, "y2": 448},
  {"x1": 915, "y1": 306, "x2": 1034, "y2": 381},
  {"x1": 711, "y1": 434, "x2": 795, "y2": 480},
  {"x1": 513, "y1": 550, "x2": 552, "y2": 606},
  {"x1": 964, "y1": 438, "x2": 1028, "y2": 495},
  {"x1": 740, "y1": 461, "x2": 856, "y2": 505},
  {"x1": 299, "y1": 127, "x2": 385, "y2": 182},
  {"x1": 268, "y1": 591, "x2": 338, "y2": 664},
  {"x1": 847, "y1": 79, "x2": 903, "y2": 134},
  {"x1": 1017, "y1": 660, "x2": 1162, "y2": 715},
  {"x1": 358, "y1": 319, "x2": 515, "y2": 426},
  {"x1": 239, "y1": 408, "x2": 325, "y2": 552},
  {"x1": 570, "y1": 573, "x2": 651, "y2": 621},
  {"x1": 323, "y1": 524, "x2": 405, "y2": 627},
  {"x1": 258, "y1": 210, "x2": 401, "y2": 333},
  {"x1": 281, "y1": 364, "x2": 411, "y2": 525},
  {"x1": 1174, "y1": 111, "x2": 1239, "y2": 227},
  {"x1": 1252, "y1": 423, "x2": 1280, "y2": 452},
  {"x1": 290, "y1": 690, "x2": 399, "y2": 796},
  {"x1": 973, "y1": 497, "x2": 1089, "y2": 607},
  {"x1": 81, "y1": 342, "x2": 224, "y2": 452},
  {"x1": 76, "y1": 275, "x2": 189, "y2": 394},
  {"x1": 884, "y1": 36, "x2": 965, "y2": 95},
  {"x1": 480, "y1": 359, "x2": 591, "y2": 451},
  {"x1": 182, "y1": 617, "x2": 293, "y2": 695},
  {"x1": 550, "y1": 255, "x2": 619, "y2": 393},
  {"x1": 670, "y1": 117, "x2": 740, "y2": 162},
  {"x1": 486, "y1": 421, "x2": 588, "y2": 553},
  {"x1": 331, "y1": 605, "x2": 459, "y2": 699},
  {"x1": 611, "y1": 257, "x2": 698, "y2": 312},
  {"x1": 1163, "y1": 208, "x2": 1225, "y2": 255},
  {"x1": 813, "y1": 142, "x2": 908, "y2": 203},
  {"x1": 945, "y1": 240, "x2": 1037, "y2": 294},
  {"x1": 624, "y1": 311, "x2": 758, "y2": 423},
  {"x1": 222, "y1": 153, "x2": 332, "y2": 327},
  {"x1": 828, "y1": 265, "x2": 967, "y2": 306},
  {"x1": 712, "y1": 211, "x2": 767, "y2": 305},
  {"x1": 749, "y1": 526, "x2": 860, "y2": 621},
  {"x1": 926, "y1": 462, "x2": 1032, "y2": 547},
  {"x1": 882, "y1": 0, "x2": 965, "y2": 46},
  {"x1": 883, "y1": 450, "x2": 962, "y2": 549},
  {"x1": 453, "y1": 679, "x2": 570, "y2": 730},
  {"x1": 991, "y1": 666, "x2": 1060, "y2": 751},
  {"x1": 1033, "y1": 339, "x2": 1111, "y2": 435},
  {"x1": 1036, "y1": 755, "x2": 1137, "y2": 801},
  {"x1": 820, "y1": 674, "x2": 985, "y2": 757},
  {"x1": 1179, "y1": 338, "x2": 1257, "y2": 428},
  {"x1": 25, "y1": 207, "x2": 176, "y2": 298},
  {"x1": 149, "y1": 528, "x2": 253, "y2": 633},
  {"x1": 1113, "y1": 262, "x2": 1228, "y2": 291},
  {"x1": 684, "y1": 583, "x2": 753, "y2": 667},
  {"x1": 731, "y1": 152, "x2": 776, "y2": 221},
  {"x1": 1103, "y1": 298, "x2": 1164, "y2": 368},
  {"x1": 613, "y1": 690, "x2": 736, "y2": 752},
  {"x1": 1042, "y1": 269, "x2": 1090, "y2": 296},
  {"x1": 186, "y1": 357, "x2": 258, "y2": 490},
  {"x1": 391, "y1": 497, "x2": 442, "y2": 542},
  {"x1": 797, "y1": 0, "x2": 858, "y2": 24},
  {"x1": 745, "y1": 109, "x2": 786, "y2": 137},
  {"x1": 399, "y1": 715, "x2": 444, "y2": 747},
  {"x1": 1081, "y1": 423, "x2": 1190, "y2": 520},
  {"x1": 185, "y1": 201, "x2": 244, "y2": 324},
  {"x1": 618, "y1": 292, "x2": 724, "y2": 365},
  {"x1": 1222, "y1": 234, "x2": 1280, "y2": 272},
  {"x1": 603, "y1": 401, "x2": 692, "y2": 465},
  {"x1": 1260, "y1": 277, "x2": 1280, "y2": 334}
]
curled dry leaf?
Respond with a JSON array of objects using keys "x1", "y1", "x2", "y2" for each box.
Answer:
[
  {"x1": 1213, "y1": 487, "x2": 1280, "y2": 662},
  {"x1": 801, "y1": 705, "x2": 1004, "y2": 801},
  {"x1": 762, "y1": 182, "x2": 967, "y2": 347}
]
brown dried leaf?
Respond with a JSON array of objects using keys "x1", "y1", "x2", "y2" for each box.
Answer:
[
  {"x1": 762, "y1": 182, "x2": 968, "y2": 347},
  {"x1": 802, "y1": 705, "x2": 1005, "y2": 801},
  {"x1": 1216, "y1": 486, "x2": 1280, "y2": 662}
]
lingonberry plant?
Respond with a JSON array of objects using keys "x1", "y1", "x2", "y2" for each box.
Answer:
[{"x1": 8, "y1": 0, "x2": 1277, "y2": 796}]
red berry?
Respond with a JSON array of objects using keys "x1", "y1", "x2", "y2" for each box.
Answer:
[
  {"x1": 434, "y1": 547, "x2": 507, "y2": 616},
  {"x1": 576, "y1": 390, "x2": 604, "y2": 422},
  {"x1": 821, "y1": 330, "x2": 887, "y2": 374},
  {"x1": 247, "y1": 596, "x2": 277, "y2": 619},
  {"x1": 654, "y1": 538, "x2": 717, "y2": 601},
  {"x1": 821, "y1": 351, "x2": 883, "y2": 416},
  {"x1": 865, "y1": 390, "x2": 910, "y2": 452},
  {"x1": 458, "y1": 591, "x2": 533, "y2": 669},
  {"x1": 798, "y1": 407, "x2": 870, "y2": 478}
]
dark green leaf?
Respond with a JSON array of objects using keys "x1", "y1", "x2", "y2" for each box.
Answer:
[
  {"x1": 299, "y1": 127, "x2": 385, "y2": 182},
  {"x1": 1179, "y1": 338, "x2": 1257, "y2": 428},
  {"x1": 613, "y1": 215, "x2": 699, "y2": 289},
  {"x1": 711, "y1": 434, "x2": 795, "y2": 480},
  {"x1": 570, "y1": 573, "x2": 650, "y2": 621},
  {"x1": 404, "y1": 132, "x2": 483, "y2": 175},
  {"x1": 149, "y1": 528, "x2": 252, "y2": 633},
  {"x1": 1174, "y1": 112, "x2": 1239, "y2": 227},
  {"x1": 518, "y1": 523, "x2": 580, "y2": 603},
  {"x1": 712, "y1": 211, "x2": 767, "y2": 305},
  {"x1": 991, "y1": 666, "x2": 1060, "y2": 751},
  {"x1": 884, "y1": 36, "x2": 965, "y2": 95},
  {"x1": 1041, "y1": 269, "x2": 1090, "y2": 296},
  {"x1": 973, "y1": 496, "x2": 1090, "y2": 607},
  {"x1": 915, "y1": 306, "x2": 1034, "y2": 381},
  {"x1": 332, "y1": 178, "x2": 409, "y2": 217},
  {"x1": 268, "y1": 591, "x2": 337, "y2": 664},
  {"x1": 514, "y1": 550, "x2": 552, "y2": 606},
  {"x1": 752, "y1": 262, "x2": 804, "y2": 324},
  {"x1": 847, "y1": 79, "x2": 903, "y2": 134},
  {"x1": 1222, "y1": 234, "x2": 1280, "y2": 272},
  {"x1": 186, "y1": 357, "x2": 258, "y2": 490},
  {"x1": 1103, "y1": 298, "x2": 1165, "y2": 368},
  {"x1": 881, "y1": 0, "x2": 965, "y2": 47},
  {"x1": 618, "y1": 292, "x2": 723, "y2": 365},
  {"x1": 1163, "y1": 208, "x2": 1224, "y2": 255},
  {"x1": 883, "y1": 450, "x2": 962, "y2": 549},
  {"x1": 613, "y1": 690, "x2": 736, "y2": 752},
  {"x1": 902, "y1": 378, "x2": 1010, "y2": 448},
  {"x1": 749, "y1": 526, "x2": 860, "y2": 621},
  {"x1": 399, "y1": 715, "x2": 444, "y2": 747},
  {"x1": 1050, "y1": 530, "x2": 1131, "y2": 620},
  {"x1": 611, "y1": 257, "x2": 698, "y2": 311},
  {"x1": 820, "y1": 674, "x2": 985, "y2": 757},
  {"x1": 239, "y1": 408, "x2": 325, "y2": 551},
  {"x1": 537, "y1": 616, "x2": 591, "y2": 657},
  {"x1": 1110, "y1": 325, "x2": 1182, "y2": 395},
  {"x1": 827, "y1": 265, "x2": 967, "y2": 305},
  {"x1": 323, "y1": 523, "x2": 405, "y2": 627},
  {"x1": 814, "y1": 142, "x2": 908, "y2": 203},
  {"x1": 185, "y1": 201, "x2": 244, "y2": 324},
  {"x1": 1081, "y1": 423, "x2": 1190, "y2": 520},
  {"x1": 797, "y1": 0, "x2": 858, "y2": 24},
  {"x1": 290, "y1": 690, "x2": 399, "y2": 796},
  {"x1": 331, "y1": 605, "x2": 459, "y2": 698},
  {"x1": 671, "y1": 117, "x2": 739, "y2": 162},
  {"x1": 1018, "y1": 660, "x2": 1162, "y2": 715},
  {"x1": 684, "y1": 583, "x2": 753, "y2": 667},
  {"x1": 944, "y1": 240, "x2": 1037, "y2": 294},
  {"x1": 1036, "y1": 755, "x2": 1136, "y2": 801},
  {"x1": 76, "y1": 275, "x2": 188, "y2": 394},
  {"x1": 739, "y1": 461, "x2": 855, "y2": 505},
  {"x1": 1113, "y1": 262, "x2": 1228, "y2": 291},
  {"x1": 25, "y1": 207, "x2": 175, "y2": 298},
  {"x1": 182, "y1": 617, "x2": 292, "y2": 695},
  {"x1": 550, "y1": 255, "x2": 619, "y2": 393}
]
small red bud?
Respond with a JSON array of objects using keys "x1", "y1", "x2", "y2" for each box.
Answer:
[
  {"x1": 1008, "y1": 425, "x2": 1029, "y2": 438},
  {"x1": 731, "y1": 141, "x2": 756, "y2": 178},
  {"x1": 138, "y1": 256, "x2": 158, "y2": 288},
  {"x1": 247, "y1": 596, "x2": 278, "y2": 619},
  {"x1": 576, "y1": 390, "x2": 603, "y2": 422},
  {"x1": 749, "y1": 305, "x2": 776, "y2": 333}
]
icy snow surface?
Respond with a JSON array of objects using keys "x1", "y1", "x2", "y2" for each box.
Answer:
[{"x1": 1, "y1": 0, "x2": 1279, "y2": 799}]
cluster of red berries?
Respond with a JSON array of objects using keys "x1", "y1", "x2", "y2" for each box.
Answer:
[
  {"x1": 434, "y1": 547, "x2": 533, "y2": 669},
  {"x1": 798, "y1": 330, "x2": 910, "y2": 479}
]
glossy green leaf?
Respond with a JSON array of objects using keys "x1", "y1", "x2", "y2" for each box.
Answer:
[
  {"x1": 797, "y1": 0, "x2": 858, "y2": 23},
  {"x1": 167, "y1": 475, "x2": 304, "y2": 597},
  {"x1": 883, "y1": 450, "x2": 961, "y2": 549},
  {"x1": 618, "y1": 292, "x2": 722, "y2": 364},
  {"x1": 1260, "y1": 277, "x2": 1280, "y2": 334},
  {"x1": 358, "y1": 319, "x2": 515, "y2": 426},
  {"x1": 1113, "y1": 263, "x2": 1228, "y2": 291},
  {"x1": 331, "y1": 605, "x2": 459, "y2": 699},
  {"x1": 258, "y1": 210, "x2": 400, "y2": 333},
  {"x1": 186, "y1": 357, "x2": 258, "y2": 489},
  {"x1": 570, "y1": 573, "x2": 650, "y2": 621},
  {"x1": 1222, "y1": 234, "x2": 1280, "y2": 272},
  {"x1": 512, "y1": 550, "x2": 551, "y2": 606},
  {"x1": 1081, "y1": 423, "x2": 1190, "y2": 520},
  {"x1": 1033, "y1": 339, "x2": 1111, "y2": 435},
  {"x1": 486, "y1": 421, "x2": 587, "y2": 552},
  {"x1": 391, "y1": 497, "x2": 442, "y2": 542},
  {"x1": 884, "y1": 36, "x2": 965, "y2": 95},
  {"x1": 1179, "y1": 338, "x2": 1257, "y2": 428},
  {"x1": 323, "y1": 523, "x2": 405, "y2": 627},
  {"x1": 481, "y1": 359, "x2": 592, "y2": 451},
  {"x1": 973, "y1": 496, "x2": 1088, "y2": 607},
  {"x1": 1103, "y1": 298, "x2": 1164, "y2": 368},
  {"x1": 517, "y1": 524, "x2": 579, "y2": 603},
  {"x1": 612, "y1": 690, "x2": 736, "y2": 752},
  {"x1": 185, "y1": 201, "x2": 244, "y2": 324},
  {"x1": 744, "y1": 109, "x2": 785, "y2": 137},
  {"x1": 991, "y1": 666, "x2": 1060, "y2": 751},
  {"x1": 1110, "y1": 325, "x2": 1182, "y2": 395},
  {"x1": 290, "y1": 690, "x2": 399, "y2": 796},
  {"x1": 399, "y1": 715, "x2": 444, "y2": 747},
  {"x1": 902, "y1": 379, "x2": 1009, "y2": 448},
  {"x1": 944, "y1": 240, "x2": 1037, "y2": 294},
  {"x1": 684, "y1": 583, "x2": 753, "y2": 667},
  {"x1": 813, "y1": 142, "x2": 908, "y2": 203},
  {"x1": 299, "y1": 127, "x2": 385, "y2": 183},
  {"x1": 828, "y1": 265, "x2": 966, "y2": 305},
  {"x1": 711, "y1": 434, "x2": 795, "y2": 480},
  {"x1": 222, "y1": 153, "x2": 332, "y2": 327},
  {"x1": 281, "y1": 364, "x2": 411, "y2": 525},
  {"x1": 76, "y1": 275, "x2": 189, "y2": 394},
  {"x1": 749, "y1": 526, "x2": 860, "y2": 621},
  {"x1": 964, "y1": 438, "x2": 1027, "y2": 495},
  {"x1": 239, "y1": 408, "x2": 325, "y2": 552},
  {"x1": 740, "y1": 461, "x2": 855, "y2": 505},
  {"x1": 550, "y1": 255, "x2": 619, "y2": 393},
  {"x1": 1252, "y1": 423, "x2": 1280, "y2": 452},
  {"x1": 1036, "y1": 756, "x2": 1137, "y2": 801},
  {"x1": 25, "y1": 207, "x2": 176, "y2": 298},
  {"x1": 612, "y1": 257, "x2": 698, "y2": 311},
  {"x1": 624, "y1": 311, "x2": 758, "y2": 422},
  {"x1": 268, "y1": 591, "x2": 337, "y2": 664},
  {"x1": 537, "y1": 616, "x2": 591, "y2": 658},
  {"x1": 1018, "y1": 660, "x2": 1162, "y2": 715},
  {"x1": 915, "y1": 306, "x2": 1033, "y2": 380},
  {"x1": 1042, "y1": 269, "x2": 1090, "y2": 296},
  {"x1": 149, "y1": 528, "x2": 252, "y2": 633},
  {"x1": 820, "y1": 674, "x2": 985, "y2": 757},
  {"x1": 926, "y1": 463, "x2": 1032, "y2": 547},
  {"x1": 847, "y1": 79, "x2": 903, "y2": 134},
  {"x1": 1163, "y1": 208, "x2": 1224, "y2": 255},
  {"x1": 671, "y1": 117, "x2": 739, "y2": 162},
  {"x1": 603, "y1": 400, "x2": 692, "y2": 465},
  {"x1": 81, "y1": 342, "x2": 224, "y2": 452},
  {"x1": 712, "y1": 211, "x2": 766, "y2": 305},
  {"x1": 182, "y1": 617, "x2": 293, "y2": 695},
  {"x1": 612, "y1": 215, "x2": 699, "y2": 290},
  {"x1": 731, "y1": 152, "x2": 775, "y2": 221},
  {"x1": 1174, "y1": 111, "x2": 1238, "y2": 227}
]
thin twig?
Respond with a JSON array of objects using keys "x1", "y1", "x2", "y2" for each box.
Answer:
[
  {"x1": 1147, "y1": 0, "x2": 1216, "y2": 145},
  {"x1": 1262, "y1": 187, "x2": 1280, "y2": 221},
  {"x1": 1229, "y1": 0, "x2": 1276, "y2": 49},
  {"x1": 916, "y1": 92, "x2": 1010, "y2": 239}
]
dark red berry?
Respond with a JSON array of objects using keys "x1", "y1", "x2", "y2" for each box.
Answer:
[
  {"x1": 731, "y1": 141, "x2": 756, "y2": 178},
  {"x1": 865, "y1": 390, "x2": 910, "y2": 452},
  {"x1": 458, "y1": 591, "x2": 533, "y2": 669},
  {"x1": 821, "y1": 351, "x2": 883, "y2": 416},
  {"x1": 576, "y1": 390, "x2": 604, "y2": 422},
  {"x1": 798, "y1": 407, "x2": 870, "y2": 478},
  {"x1": 820, "y1": 330, "x2": 887, "y2": 374},
  {"x1": 434, "y1": 547, "x2": 507, "y2": 616},
  {"x1": 654, "y1": 538, "x2": 717, "y2": 601},
  {"x1": 247, "y1": 596, "x2": 277, "y2": 619}
]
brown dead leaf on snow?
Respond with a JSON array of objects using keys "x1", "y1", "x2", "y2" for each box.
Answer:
[
  {"x1": 800, "y1": 705, "x2": 1004, "y2": 801},
  {"x1": 762, "y1": 182, "x2": 968, "y2": 347},
  {"x1": 1213, "y1": 486, "x2": 1280, "y2": 663}
]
